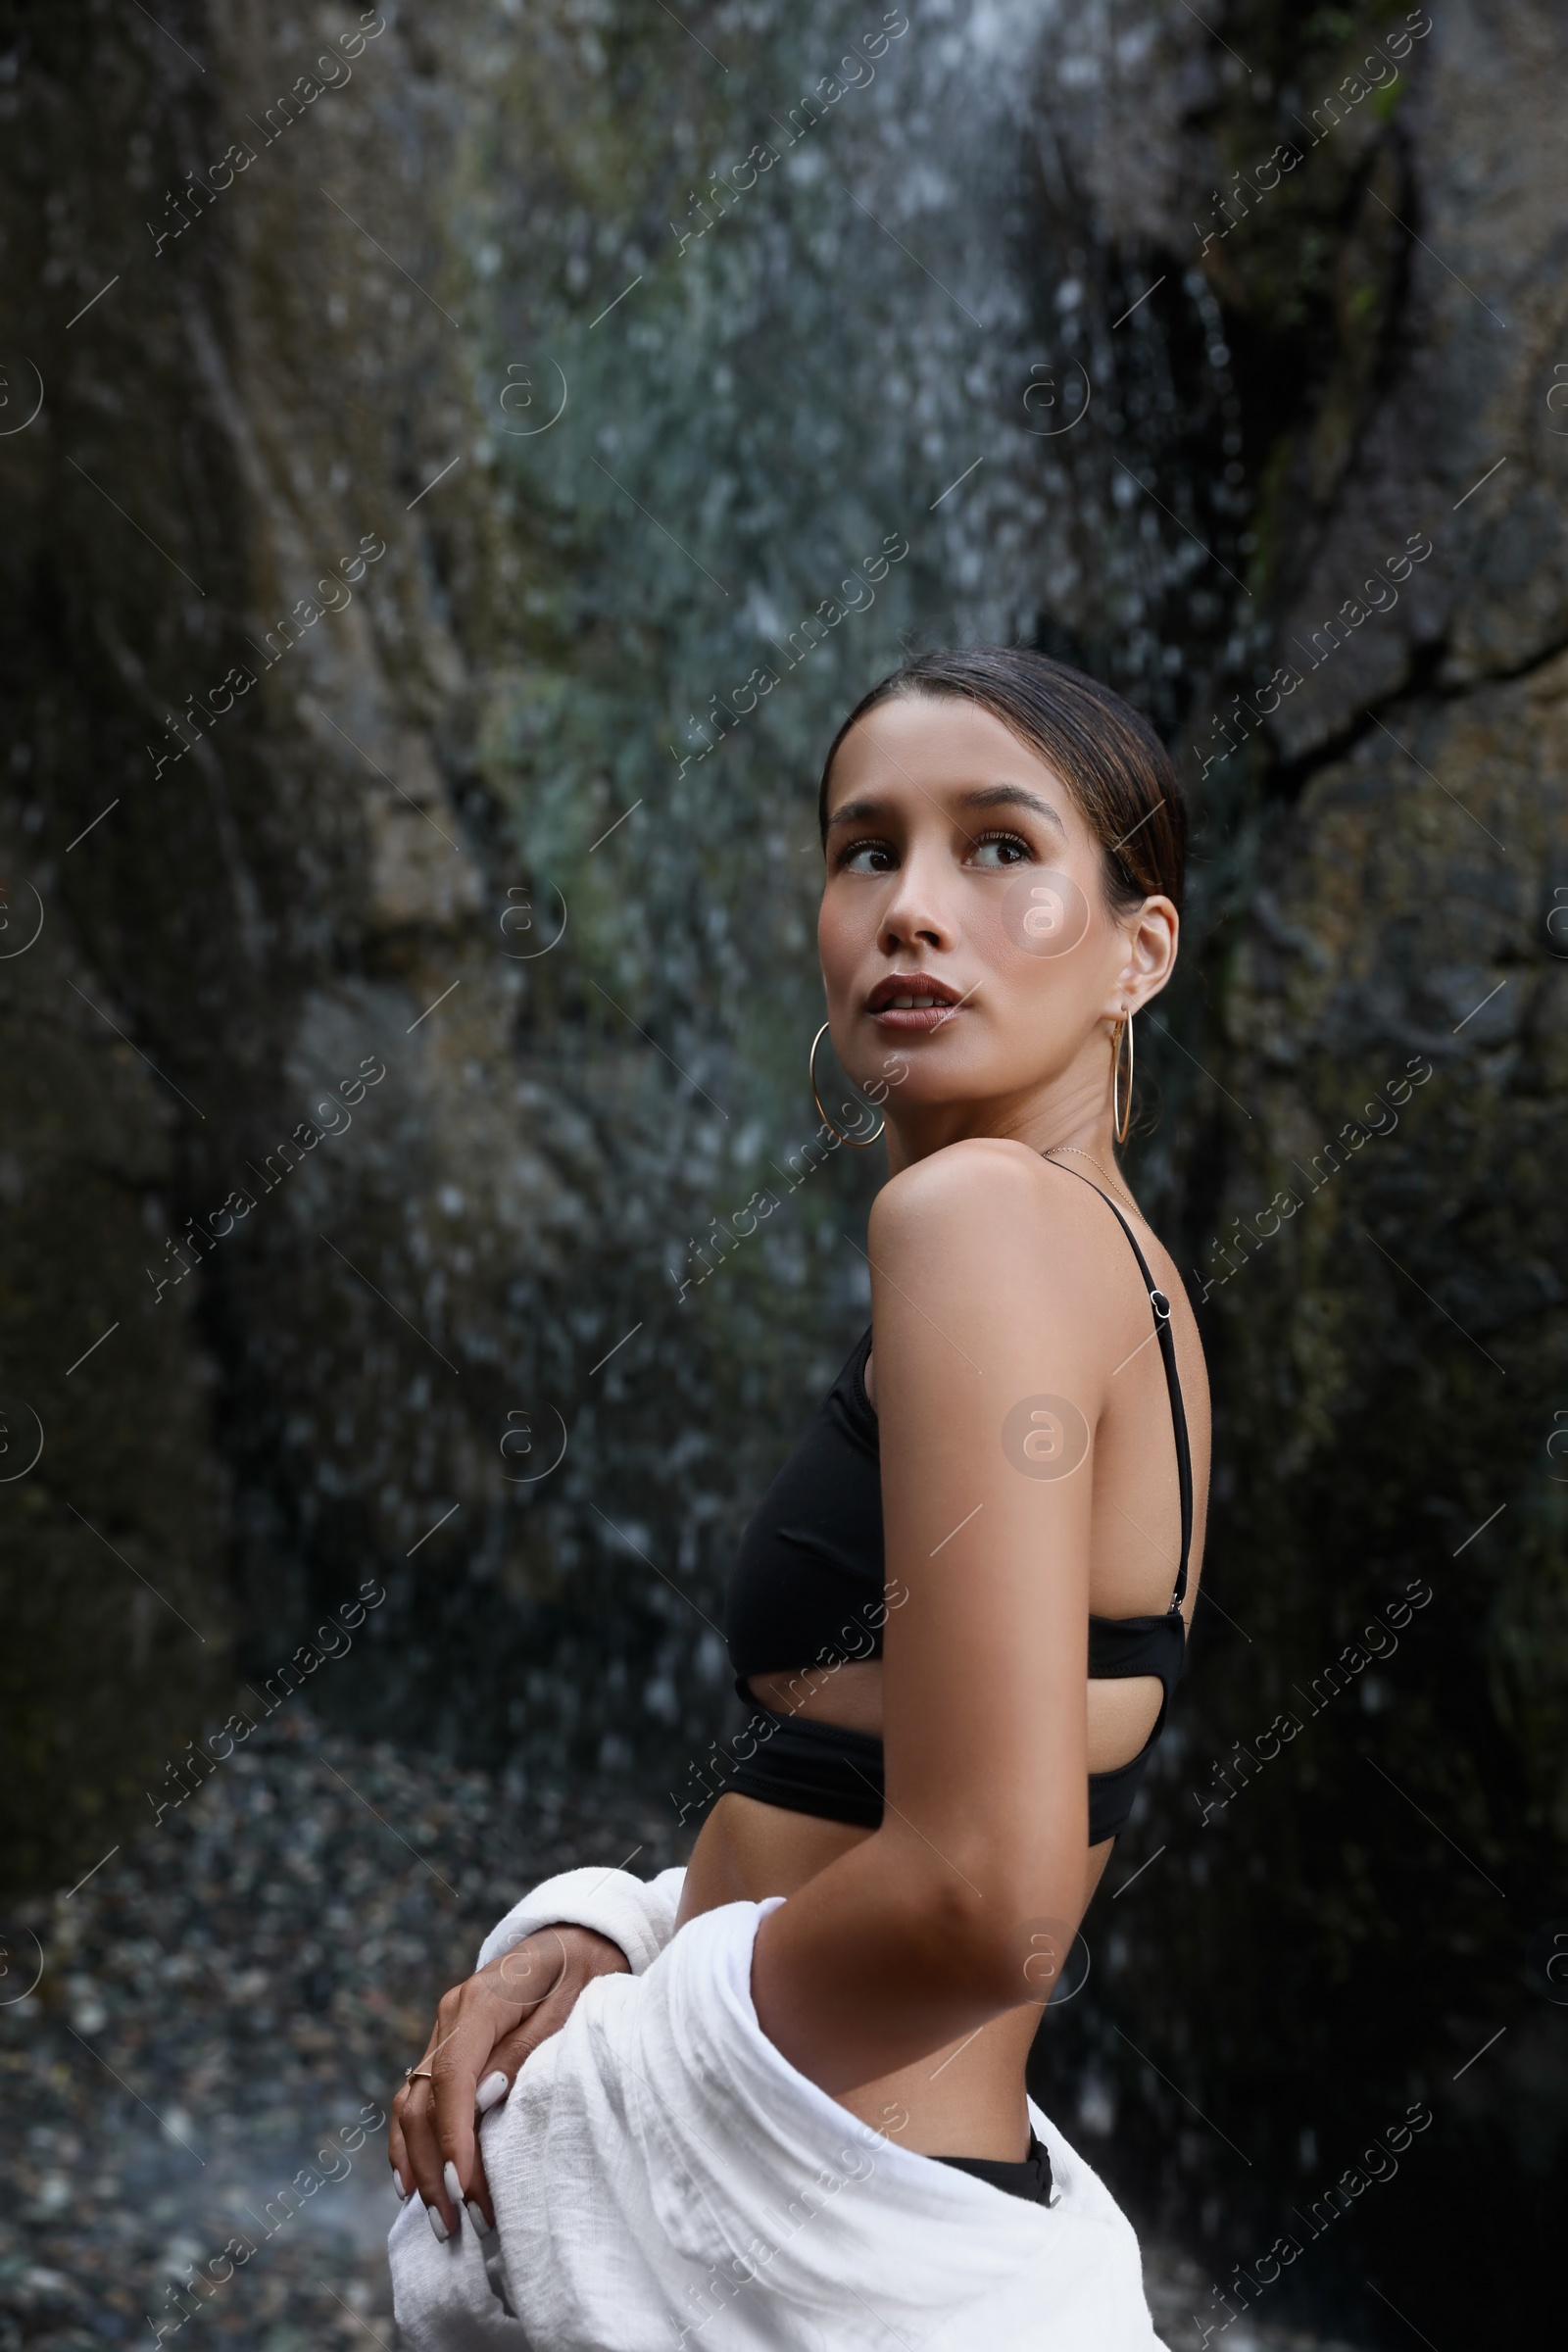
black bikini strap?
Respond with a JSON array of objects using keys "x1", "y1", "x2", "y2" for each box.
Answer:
[{"x1": 1043, "y1": 1158, "x2": 1194, "y2": 1610}]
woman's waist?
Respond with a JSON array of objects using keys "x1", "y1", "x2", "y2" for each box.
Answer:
[
  {"x1": 676, "y1": 1792, "x2": 1040, "y2": 2159},
  {"x1": 680, "y1": 1783, "x2": 876, "y2": 1917}
]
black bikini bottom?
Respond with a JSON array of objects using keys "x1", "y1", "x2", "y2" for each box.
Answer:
[{"x1": 929, "y1": 2130, "x2": 1054, "y2": 2204}]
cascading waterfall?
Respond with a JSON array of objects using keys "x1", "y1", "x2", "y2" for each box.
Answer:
[{"x1": 440, "y1": 0, "x2": 1246, "y2": 1785}]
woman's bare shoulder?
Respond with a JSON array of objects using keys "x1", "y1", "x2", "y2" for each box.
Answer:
[
  {"x1": 865, "y1": 1141, "x2": 1139, "y2": 1396},
  {"x1": 869, "y1": 1137, "x2": 1124, "y2": 1255},
  {"x1": 863, "y1": 1141, "x2": 1183, "y2": 1440}
]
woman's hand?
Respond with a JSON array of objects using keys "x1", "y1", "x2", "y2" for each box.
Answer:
[{"x1": 390, "y1": 1924, "x2": 631, "y2": 2239}]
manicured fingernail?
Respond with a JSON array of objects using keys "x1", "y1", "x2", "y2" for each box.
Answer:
[
  {"x1": 475, "y1": 2071, "x2": 510, "y2": 2113},
  {"x1": 393, "y1": 2168, "x2": 409, "y2": 2200},
  {"x1": 465, "y1": 2199, "x2": 494, "y2": 2236},
  {"x1": 443, "y1": 2161, "x2": 465, "y2": 2212},
  {"x1": 425, "y1": 2201, "x2": 450, "y2": 2244}
]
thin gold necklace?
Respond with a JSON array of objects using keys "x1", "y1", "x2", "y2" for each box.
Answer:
[{"x1": 1043, "y1": 1143, "x2": 1138, "y2": 1213}]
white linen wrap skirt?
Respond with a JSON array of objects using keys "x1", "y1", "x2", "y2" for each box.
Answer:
[{"x1": 388, "y1": 1865, "x2": 1160, "y2": 2350}]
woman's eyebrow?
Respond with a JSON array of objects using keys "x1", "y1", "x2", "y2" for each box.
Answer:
[
  {"x1": 823, "y1": 780, "x2": 1068, "y2": 835},
  {"x1": 823, "y1": 795, "x2": 888, "y2": 832},
  {"x1": 957, "y1": 783, "x2": 1067, "y2": 833}
]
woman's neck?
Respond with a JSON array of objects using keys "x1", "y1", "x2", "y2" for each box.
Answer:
[{"x1": 880, "y1": 1071, "x2": 1120, "y2": 1179}]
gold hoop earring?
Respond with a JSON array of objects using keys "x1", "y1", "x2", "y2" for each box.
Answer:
[
  {"x1": 1112, "y1": 1012, "x2": 1134, "y2": 1147},
  {"x1": 808, "y1": 1020, "x2": 886, "y2": 1148}
]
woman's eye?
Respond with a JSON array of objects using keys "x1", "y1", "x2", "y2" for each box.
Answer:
[
  {"x1": 840, "y1": 838, "x2": 897, "y2": 873},
  {"x1": 968, "y1": 830, "x2": 1032, "y2": 869}
]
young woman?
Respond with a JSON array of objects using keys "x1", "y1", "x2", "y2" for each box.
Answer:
[{"x1": 388, "y1": 647, "x2": 1209, "y2": 2350}]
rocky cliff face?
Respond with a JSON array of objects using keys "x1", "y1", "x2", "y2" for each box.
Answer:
[{"x1": 1, "y1": 0, "x2": 1561, "y2": 2334}]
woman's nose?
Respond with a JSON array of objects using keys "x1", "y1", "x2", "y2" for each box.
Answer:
[{"x1": 878, "y1": 855, "x2": 956, "y2": 955}]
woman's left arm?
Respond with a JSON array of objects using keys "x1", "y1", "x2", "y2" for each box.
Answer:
[{"x1": 750, "y1": 1141, "x2": 1099, "y2": 2092}]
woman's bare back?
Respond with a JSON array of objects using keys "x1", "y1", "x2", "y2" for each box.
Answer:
[{"x1": 676, "y1": 1167, "x2": 1209, "y2": 2157}]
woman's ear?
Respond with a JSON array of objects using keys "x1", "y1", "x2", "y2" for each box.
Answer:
[{"x1": 1120, "y1": 895, "x2": 1179, "y2": 1011}]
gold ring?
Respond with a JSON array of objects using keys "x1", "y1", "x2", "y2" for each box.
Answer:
[{"x1": 405, "y1": 2064, "x2": 434, "y2": 2082}]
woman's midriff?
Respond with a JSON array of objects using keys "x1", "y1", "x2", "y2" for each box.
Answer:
[{"x1": 673, "y1": 1658, "x2": 1144, "y2": 2160}]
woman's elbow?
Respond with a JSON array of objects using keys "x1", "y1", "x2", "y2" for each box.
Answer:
[{"x1": 908, "y1": 1848, "x2": 1082, "y2": 2011}]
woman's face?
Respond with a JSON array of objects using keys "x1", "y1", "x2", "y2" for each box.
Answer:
[{"x1": 816, "y1": 692, "x2": 1177, "y2": 1151}]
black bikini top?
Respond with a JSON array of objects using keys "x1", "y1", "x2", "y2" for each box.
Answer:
[{"x1": 721, "y1": 1159, "x2": 1194, "y2": 1844}]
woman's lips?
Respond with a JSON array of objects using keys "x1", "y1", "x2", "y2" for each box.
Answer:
[
  {"x1": 864, "y1": 975, "x2": 966, "y2": 1032},
  {"x1": 867, "y1": 1000, "x2": 963, "y2": 1033}
]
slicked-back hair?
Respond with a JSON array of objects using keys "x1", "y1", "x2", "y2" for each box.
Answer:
[{"x1": 816, "y1": 646, "x2": 1187, "y2": 914}]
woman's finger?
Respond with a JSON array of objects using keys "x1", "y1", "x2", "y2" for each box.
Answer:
[
  {"x1": 390, "y1": 2010, "x2": 447, "y2": 2209},
  {"x1": 399, "y1": 2078, "x2": 460, "y2": 2238},
  {"x1": 388, "y1": 2084, "x2": 415, "y2": 2202},
  {"x1": 469, "y1": 1925, "x2": 632, "y2": 2115},
  {"x1": 462, "y1": 2132, "x2": 496, "y2": 2233},
  {"x1": 480, "y1": 1996, "x2": 575, "y2": 2091},
  {"x1": 444, "y1": 2015, "x2": 563, "y2": 2236},
  {"x1": 394, "y1": 2022, "x2": 496, "y2": 2234},
  {"x1": 428, "y1": 1935, "x2": 567, "y2": 2230},
  {"x1": 410, "y1": 2006, "x2": 514, "y2": 2233},
  {"x1": 399, "y1": 1928, "x2": 630, "y2": 2241},
  {"x1": 476, "y1": 2066, "x2": 511, "y2": 2114},
  {"x1": 455, "y1": 1989, "x2": 577, "y2": 2233},
  {"x1": 457, "y1": 1959, "x2": 627, "y2": 2231}
]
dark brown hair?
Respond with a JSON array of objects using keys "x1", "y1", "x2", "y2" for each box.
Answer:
[{"x1": 816, "y1": 646, "x2": 1187, "y2": 914}]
